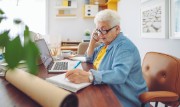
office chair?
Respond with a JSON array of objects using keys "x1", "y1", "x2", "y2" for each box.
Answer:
[
  {"x1": 77, "y1": 42, "x2": 100, "y2": 55},
  {"x1": 139, "y1": 52, "x2": 180, "y2": 107}
]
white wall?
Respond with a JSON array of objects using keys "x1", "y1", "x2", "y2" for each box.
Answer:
[
  {"x1": 118, "y1": 0, "x2": 180, "y2": 60},
  {"x1": 0, "y1": 0, "x2": 48, "y2": 37},
  {"x1": 47, "y1": 0, "x2": 96, "y2": 43},
  {"x1": 47, "y1": 0, "x2": 180, "y2": 59}
]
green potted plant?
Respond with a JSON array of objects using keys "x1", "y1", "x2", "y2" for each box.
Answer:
[
  {"x1": 0, "y1": 9, "x2": 39, "y2": 74},
  {"x1": 84, "y1": 29, "x2": 91, "y2": 41}
]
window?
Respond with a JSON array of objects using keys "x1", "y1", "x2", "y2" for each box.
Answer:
[{"x1": 0, "y1": 0, "x2": 48, "y2": 35}]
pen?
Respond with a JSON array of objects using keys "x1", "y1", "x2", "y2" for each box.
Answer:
[
  {"x1": 73, "y1": 61, "x2": 81, "y2": 69},
  {"x1": 65, "y1": 61, "x2": 81, "y2": 80}
]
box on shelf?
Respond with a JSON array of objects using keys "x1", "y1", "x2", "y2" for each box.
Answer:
[
  {"x1": 68, "y1": 0, "x2": 71, "y2": 6},
  {"x1": 62, "y1": 0, "x2": 68, "y2": 6},
  {"x1": 84, "y1": 5, "x2": 99, "y2": 17}
]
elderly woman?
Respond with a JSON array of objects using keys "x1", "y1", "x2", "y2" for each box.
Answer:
[{"x1": 66, "y1": 9, "x2": 148, "y2": 107}]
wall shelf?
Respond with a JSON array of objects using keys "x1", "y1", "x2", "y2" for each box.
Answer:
[
  {"x1": 55, "y1": 6, "x2": 77, "y2": 9},
  {"x1": 55, "y1": 0, "x2": 78, "y2": 18},
  {"x1": 55, "y1": 16, "x2": 77, "y2": 19}
]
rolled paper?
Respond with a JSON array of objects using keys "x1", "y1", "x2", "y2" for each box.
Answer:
[{"x1": 5, "y1": 69, "x2": 78, "y2": 107}]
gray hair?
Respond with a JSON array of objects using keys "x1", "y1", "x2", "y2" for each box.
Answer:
[{"x1": 94, "y1": 9, "x2": 120, "y2": 27}]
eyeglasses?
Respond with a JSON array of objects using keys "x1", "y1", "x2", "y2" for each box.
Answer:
[{"x1": 95, "y1": 26, "x2": 117, "y2": 36}]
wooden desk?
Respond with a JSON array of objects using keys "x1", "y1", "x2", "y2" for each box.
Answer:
[
  {"x1": 0, "y1": 63, "x2": 122, "y2": 107},
  {"x1": 61, "y1": 45, "x2": 78, "y2": 51}
]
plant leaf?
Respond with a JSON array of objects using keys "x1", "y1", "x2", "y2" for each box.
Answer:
[
  {"x1": 24, "y1": 41, "x2": 39, "y2": 74},
  {"x1": 24, "y1": 26, "x2": 30, "y2": 44},
  {"x1": 0, "y1": 9, "x2": 5, "y2": 23},
  {"x1": 0, "y1": 17, "x2": 4, "y2": 23},
  {"x1": 0, "y1": 31, "x2": 10, "y2": 47},
  {"x1": 4, "y1": 36, "x2": 23, "y2": 69},
  {"x1": 14, "y1": 19, "x2": 22, "y2": 24},
  {"x1": 0, "y1": 9, "x2": 4, "y2": 14}
]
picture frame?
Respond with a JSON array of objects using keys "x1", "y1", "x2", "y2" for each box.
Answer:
[
  {"x1": 170, "y1": 0, "x2": 180, "y2": 39},
  {"x1": 140, "y1": 0, "x2": 169, "y2": 38}
]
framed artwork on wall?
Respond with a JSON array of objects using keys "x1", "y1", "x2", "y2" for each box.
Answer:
[
  {"x1": 140, "y1": 0, "x2": 169, "y2": 38},
  {"x1": 170, "y1": 0, "x2": 180, "y2": 39}
]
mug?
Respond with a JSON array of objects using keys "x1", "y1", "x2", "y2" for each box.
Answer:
[
  {"x1": 61, "y1": 50, "x2": 72, "y2": 58},
  {"x1": 0, "y1": 54, "x2": 4, "y2": 62}
]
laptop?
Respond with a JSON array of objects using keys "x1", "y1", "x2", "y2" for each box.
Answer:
[{"x1": 35, "y1": 39, "x2": 72, "y2": 72}]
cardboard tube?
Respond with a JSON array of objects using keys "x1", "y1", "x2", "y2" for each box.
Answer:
[{"x1": 5, "y1": 69, "x2": 78, "y2": 107}]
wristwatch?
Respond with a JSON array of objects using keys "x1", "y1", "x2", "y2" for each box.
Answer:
[{"x1": 88, "y1": 72, "x2": 94, "y2": 83}]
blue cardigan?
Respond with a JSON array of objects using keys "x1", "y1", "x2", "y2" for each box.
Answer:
[{"x1": 86, "y1": 32, "x2": 148, "y2": 107}]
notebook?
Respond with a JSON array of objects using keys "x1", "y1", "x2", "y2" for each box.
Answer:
[
  {"x1": 46, "y1": 73, "x2": 91, "y2": 92},
  {"x1": 35, "y1": 39, "x2": 79, "y2": 72}
]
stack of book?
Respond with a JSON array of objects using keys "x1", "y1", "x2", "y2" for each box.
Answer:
[{"x1": 61, "y1": 41, "x2": 81, "y2": 46}]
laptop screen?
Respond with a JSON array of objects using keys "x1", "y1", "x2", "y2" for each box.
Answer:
[{"x1": 35, "y1": 39, "x2": 53, "y2": 68}]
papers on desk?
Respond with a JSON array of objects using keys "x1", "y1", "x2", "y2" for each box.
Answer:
[
  {"x1": 0, "y1": 60, "x2": 6, "y2": 76},
  {"x1": 69, "y1": 56, "x2": 87, "y2": 62},
  {"x1": 0, "y1": 65, "x2": 6, "y2": 77},
  {"x1": 0, "y1": 60, "x2": 26, "y2": 66},
  {"x1": 65, "y1": 60, "x2": 83, "y2": 69},
  {"x1": 0, "y1": 60, "x2": 27, "y2": 77},
  {"x1": 46, "y1": 73, "x2": 91, "y2": 93}
]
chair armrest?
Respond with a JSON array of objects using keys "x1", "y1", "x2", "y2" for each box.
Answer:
[{"x1": 139, "y1": 91, "x2": 179, "y2": 104}]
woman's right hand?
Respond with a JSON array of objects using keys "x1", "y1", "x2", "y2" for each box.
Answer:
[{"x1": 91, "y1": 30, "x2": 99, "y2": 43}]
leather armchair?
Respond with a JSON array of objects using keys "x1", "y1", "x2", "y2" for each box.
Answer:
[
  {"x1": 77, "y1": 42, "x2": 89, "y2": 55},
  {"x1": 139, "y1": 52, "x2": 180, "y2": 107}
]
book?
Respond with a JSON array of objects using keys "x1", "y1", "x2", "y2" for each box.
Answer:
[
  {"x1": 82, "y1": 39, "x2": 90, "y2": 42},
  {"x1": 61, "y1": 41, "x2": 80, "y2": 46},
  {"x1": 46, "y1": 73, "x2": 91, "y2": 92}
]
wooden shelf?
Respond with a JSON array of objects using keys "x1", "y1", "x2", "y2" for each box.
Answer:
[
  {"x1": 56, "y1": 14, "x2": 76, "y2": 17},
  {"x1": 61, "y1": 46, "x2": 79, "y2": 51},
  {"x1": 55, "y1": 16, "x2": 77, "y2": 19},
  {"x1": 83, "y1": 16, "x2": 95, "y2": 18},
  {"x1": 55, "y1": 6, "x2": 77, "y2": 9},
  {"x1": 55, "y1": 0, "x2": 78, "y2": 18},
  {"x1": 61, "y1": 41, "x2": 81, "y2": 46},
  {"x1": 61, "y1": 41, "x2": 81, "y2": 52}
]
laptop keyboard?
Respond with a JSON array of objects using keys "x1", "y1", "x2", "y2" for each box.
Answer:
[
  {"x1": 53, "y1": 62, "x2": 68, "y2": 70},
  {"x1": 48, "y1": 62, "x2": 54, "y2": 70}
]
